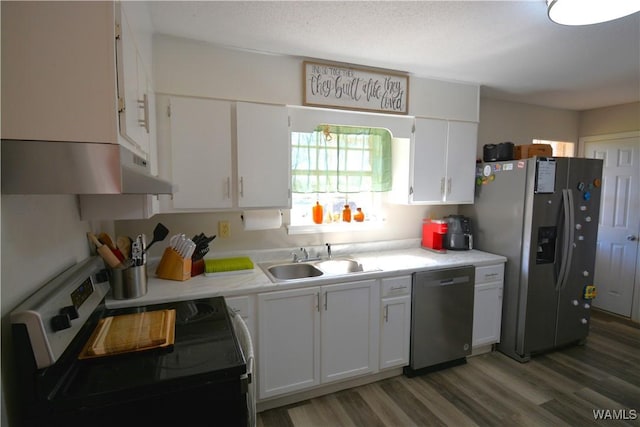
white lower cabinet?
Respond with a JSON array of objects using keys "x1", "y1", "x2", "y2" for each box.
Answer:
[
  {"x1": 321, "y1": 280, "x2": 379, "y2": 383},
  {"x1": 257, "y1": 287, "x2": 320, "y2": 399},
  {"x1": 257, "y1": 279, "x2": 379, "y2": 400},
  {"x1": 472, "y1": 264, "x2": 505, "y2": 348},
  {"x1": 379, "y1": 276, "x2": 412, "y2": 369}
]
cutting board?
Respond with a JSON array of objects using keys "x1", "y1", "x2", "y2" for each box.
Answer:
[{"x1": 79, "y1": 309, "x2": 176, "y2": 359}]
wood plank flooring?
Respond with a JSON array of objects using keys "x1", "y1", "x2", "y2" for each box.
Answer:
[{"x1": 257, "y1": 310, "x2": 640, "y2": 426}]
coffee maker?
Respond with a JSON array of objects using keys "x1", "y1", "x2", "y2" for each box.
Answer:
[{"x1": 443, "y1": 215, "x2": 473, "y2": 250}]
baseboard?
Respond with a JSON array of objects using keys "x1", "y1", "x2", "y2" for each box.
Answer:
[{"x1": 256, "y1": 367, "x2": 403, "y2": 412}]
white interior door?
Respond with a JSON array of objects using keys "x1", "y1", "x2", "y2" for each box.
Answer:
[{"x1": 584, "y1": 133, "x2": 640, "y2": 318}]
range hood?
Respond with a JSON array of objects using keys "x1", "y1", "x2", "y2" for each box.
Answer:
[{"x1": 1, "y1": 140, "x2": 173, "y2": 195}]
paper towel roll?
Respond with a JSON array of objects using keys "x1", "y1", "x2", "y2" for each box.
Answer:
[{"x1": 242, "y1": 210, "x2": 283, "y2": 231}]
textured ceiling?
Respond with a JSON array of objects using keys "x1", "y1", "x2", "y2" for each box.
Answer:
[{"x1": 149, "y1": 1, "x2": 640, "y2": 111}]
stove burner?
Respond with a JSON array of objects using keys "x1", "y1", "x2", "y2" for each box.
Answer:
[{"x1": 175, "y1": 301, "x2": 218, "y2": 325}]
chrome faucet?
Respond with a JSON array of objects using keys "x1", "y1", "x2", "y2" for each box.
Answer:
[
  {"x1": 325, "y1": 243, "x2": 332, "y2": 259},
  {"x1": 291, "y1": 247, "x2": 309, "y2": 263}
]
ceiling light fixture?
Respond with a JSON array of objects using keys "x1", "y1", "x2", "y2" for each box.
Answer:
[{"x1": 547, "y1": 0, "x2": 640, "y2": 26}]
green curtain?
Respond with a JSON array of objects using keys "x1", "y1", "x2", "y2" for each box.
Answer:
[{"x1": 292, "y1": 125, "x2": 392, "y2": 193}]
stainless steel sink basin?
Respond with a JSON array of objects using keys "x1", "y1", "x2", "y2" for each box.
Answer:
[
  {"x1": 315, "y1": 258, "x2": 364, "y2": 275},
  {"x1": 267, "y1": 263, "x2": 323, "y2": 280},
  {"x1": 261, "y1": 257, "x2": 369, "y2": 282}
]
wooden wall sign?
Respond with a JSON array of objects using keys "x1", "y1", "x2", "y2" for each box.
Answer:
[{"x1": 303, "y1": 61, "x2": 409, "y2": 115}]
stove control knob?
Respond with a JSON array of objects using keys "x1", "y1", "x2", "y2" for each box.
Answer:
[
  {"x1": 61, "y1": 305, "x2": 79, "y2": 320},
  {"x1": 51, "y1": 314, "x2": 71, "y2": 331},
  {"x1": 60, "y1": 305, "x2": 79, "y2": 320}
]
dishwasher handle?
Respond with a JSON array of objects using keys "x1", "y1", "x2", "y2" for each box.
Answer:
[{"x1": 437, "y1": 276, "x2": 471, "y2": 286}]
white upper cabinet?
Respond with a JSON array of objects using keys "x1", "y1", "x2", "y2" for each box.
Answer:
[
  {"x1": 161, "y1": 99, "x2": 290, "y2": 211},
  {"x1": 445, "y1": 121, "x2": 478, "y2": 203},
  {"x1": 1, "y1": 1, "x2": 152, "y2": 161},
  {"x1": 116, "y1": 2, "x2": 152, "y2": 156},
  {"x1": 392, "y1": 118, "x2": 477, "y2": 204},
  {"x1": 1, "y1": 2, "x2": 118, "y2": 144},
  {"x1": 236, "y1": 102, "x2": 291, "y2": 208},
  {"x1": 165, "y1": 96, "x2": 233, "y2": 210}
]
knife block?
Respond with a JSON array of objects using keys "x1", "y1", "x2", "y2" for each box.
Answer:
[{"x1": 156, "y1": 247, "x2": 192, "y2": 281}]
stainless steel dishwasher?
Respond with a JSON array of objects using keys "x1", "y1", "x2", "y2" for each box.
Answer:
[{"x1": 404, "y1": 266, "x2": 475, "y2": 377}]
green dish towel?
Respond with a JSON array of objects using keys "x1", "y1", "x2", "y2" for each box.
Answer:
[{"x1": 205, "y1": 257, "x2": 254, "y2": 274}]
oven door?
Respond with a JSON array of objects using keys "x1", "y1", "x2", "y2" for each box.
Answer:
[{"x1": 230, "y1": 308, "x2": 255, "y2": 427}]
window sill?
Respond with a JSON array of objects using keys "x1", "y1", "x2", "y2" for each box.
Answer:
[{"x1": 286, "y1": 220, "x2": 385, "y2": 235}]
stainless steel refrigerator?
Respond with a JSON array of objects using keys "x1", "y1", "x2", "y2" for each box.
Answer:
[{"x1": 461, "y1": 157, "x2": 603, "y2": 362}]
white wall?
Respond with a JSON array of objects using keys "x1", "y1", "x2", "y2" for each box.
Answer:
[
  {"x1": 579, "y1": 102, "x2": 640, "y2": 137},
  {"x1": 0, "y1": 195, "x2": 98, "y2": 426},
  {"x1": 477, "y1": 97, "x2": 579, "y2": 159}
]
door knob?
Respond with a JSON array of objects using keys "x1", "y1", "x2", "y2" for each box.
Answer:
[{"x1": 627, "y1": 235, "x2": 638, "y2": 241}]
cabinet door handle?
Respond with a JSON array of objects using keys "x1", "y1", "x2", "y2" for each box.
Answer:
[
  {"x1": 316, "y1": 292, "x2": 320, "y2": 312},
  {"x1": 440, "y1": 177, "x2": 445, "y2": 196},
  {"x1": 384, "y1": 304, "x2": 389, "y2": 322},
  {"x1": 390, "y1": 285, "x2": 407, "y2": 291},
  {"x1": 239, "y1": 176, "x2": 244, "y2": 197},
  {"x1": 324, "y1": 292, "x2": 328, "y2": 311},
  {"x1": 137, "y1": 94, "x2": 149, "y2": 133},
  {"x1": 225, "y1": 177, "x2": 231, "y2": 199},
  {"x1": 447, "y1": 178, "x2": 452, "y2": 195}
]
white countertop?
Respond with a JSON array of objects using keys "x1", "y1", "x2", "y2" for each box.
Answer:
[{"x1": 106, "y1": 240, "x2": 506, "y2": 309}]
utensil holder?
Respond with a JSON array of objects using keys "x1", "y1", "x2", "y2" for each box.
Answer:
[
  {"x1": 156, "y1": 247, "x2": 192, "y2": 281},
  {"x1": 110, "y1": 265, "x2": 148, "y2": 299},
  {"x1": 191, "y1": 259, "x2": 205, "y2": 277}
]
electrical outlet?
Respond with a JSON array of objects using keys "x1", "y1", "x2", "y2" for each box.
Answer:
[{"x1": 218, "y1": 221, "x2": 231, "y2": 238}]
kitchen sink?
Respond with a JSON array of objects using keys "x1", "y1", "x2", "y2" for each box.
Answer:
[
  {"x1": 261, "y1": 257, "x2": 369, "y2": 282},
  {"x1": 314, "y1": 258, "x2": 363, "y2": 274},
  {"x1": 267, "y1": 263, "x2": 323, "y2": 280}
]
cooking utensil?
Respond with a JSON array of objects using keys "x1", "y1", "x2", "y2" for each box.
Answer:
[
  {"x1": 143, "y1": 223, "x2": 169, "y2": 254},
  {"x1": 131, "y1": 235, "x2": 143, "y2": 266},
  {"x1": 87, "y1": 232, "x2": 122, "y2": 268},
  {"x1": 98, "y1": 232, "x2": 125, "y2": 262},
  {"x1": 116, "y1": 236, "x2": 132, "y2": 259}
]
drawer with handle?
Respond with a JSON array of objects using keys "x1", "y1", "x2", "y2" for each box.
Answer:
[
  {"x1": 381, "y1": 276, "x2": 412, "y2": 297},
  {"x1": 475, "y1": 264, "x2": 505, "y2": 284}
]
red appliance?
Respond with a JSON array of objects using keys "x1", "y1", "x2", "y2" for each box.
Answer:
[{"x1": 422, "y1": 219, "x2": 448, "y2": 253}]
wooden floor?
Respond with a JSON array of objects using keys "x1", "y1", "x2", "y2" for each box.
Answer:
[{"x1": 257, "y1": 310, "x2": 640, "y2": 427}]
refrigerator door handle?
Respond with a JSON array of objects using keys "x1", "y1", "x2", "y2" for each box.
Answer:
[
  {"x1": 562, "y1": 189, "x2": 576, "y2": 290},
  {"x1": 556, "y1": 189, "x2": 576, "y2": 291}
]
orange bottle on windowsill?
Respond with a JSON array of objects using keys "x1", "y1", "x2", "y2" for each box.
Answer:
[
  {"x1": 354, "y1": 208, "x2": 365, "y2": 222},
  {"x1": 312, "y1": 201, "x2": 324, "y2": 224},
  {"x1": 342, "y1": 205, "x2": 352, "y2": 222}
]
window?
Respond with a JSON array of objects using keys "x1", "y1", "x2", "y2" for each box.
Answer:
[
  {"x1": 290, "y1": 125, "x2": 392, "y2": 228},
  {"x1": 533, "y1": 139, "x2": 575, "y2": 157}
]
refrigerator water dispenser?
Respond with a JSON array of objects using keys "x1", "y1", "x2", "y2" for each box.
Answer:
[{"x1": 536, "y1": 226, "x2": 557, "y2": 264}]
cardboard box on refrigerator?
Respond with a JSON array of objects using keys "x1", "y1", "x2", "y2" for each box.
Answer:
[{"x1": 514, "y1": 144, "x2": 552, "y2": 159}]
